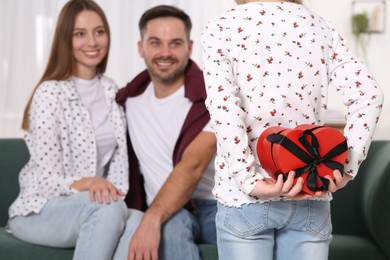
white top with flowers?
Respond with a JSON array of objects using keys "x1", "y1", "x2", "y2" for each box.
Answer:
[{"x1": 201, "y1": 2, "x2": 383, "y2": 207}]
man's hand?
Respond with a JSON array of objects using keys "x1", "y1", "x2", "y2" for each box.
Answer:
[
  {"x1": 128, "y1": 213, "x2": 161, "y2": 260},
  {"x1": 126, "y1": 131, "x2": 216, "y2": 260}
]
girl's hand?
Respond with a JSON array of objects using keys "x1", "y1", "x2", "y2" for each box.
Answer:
[
  {"x1": 250, "y1": 171, "x2": 301, "y2": 199},
  {"x1": 325, "y1": 170, "x2": 352, "y2": 193},
  {"x1": 71, "y1": 177, "x2": 125, "y2": 204},
  {"x1": 250, "y1": 171, "x2": 326, "y2": 200}
]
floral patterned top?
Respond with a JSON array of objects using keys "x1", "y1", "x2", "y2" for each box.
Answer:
[
  {"x1": 201, "y1": 2, "x2": 383, "y2": 207},
  {"x1": 9, "y1": 76, "x2": 129, "y2": 217}
]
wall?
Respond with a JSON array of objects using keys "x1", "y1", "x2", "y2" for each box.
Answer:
[
  {"x1": 0, "y1": 0, "x2": 388, "y2": 139},
  {"x1": 0, "y1": 0, "x2": 234, "y2": 137},
  {"x1": 307, "y1": 0, "x2": 389, "y2": 139}
]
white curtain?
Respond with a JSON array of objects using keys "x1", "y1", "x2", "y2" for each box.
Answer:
[{"x1": 0, "y1": 0, "x2": 235, "y2": 137}]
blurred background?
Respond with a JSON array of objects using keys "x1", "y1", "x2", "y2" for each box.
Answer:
[{"x1": 0, "y1": 0, "x2": 388, "y2": 138}]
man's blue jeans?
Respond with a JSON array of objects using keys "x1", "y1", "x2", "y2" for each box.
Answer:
[
  {"x1": 161, "y1": 199, "x2": 217, "y2": 260},
  {"x1": 114, "y1": 198, "x2": 217, "y2": 260}
]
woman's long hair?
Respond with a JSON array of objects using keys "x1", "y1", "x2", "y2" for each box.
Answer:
[
  {"x1": 21, "y1": 0, "x2": 111, "y2": 130},
  {"x1": 289, "y1": 0, "x2": 303, "y2": 4}
]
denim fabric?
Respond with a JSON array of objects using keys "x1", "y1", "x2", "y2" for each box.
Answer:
[
  {"x1": 115, "y1": 199, "x2": 217, "y2": 260},
  {"x1": 159, "y1": 199, "x2": 217, "y2": 260},
  {"x1": 8, "y1": 192, "x2": 130, "y2": 260},
  {"x1": 159, "y1": 208, "x2": 201, "y2": 260},
  {"x1": 216, "y1": 200, "x2": 332, "y2": 260},
  {"x1": 113, "y1": 209, "x2": 144, "y2": 260},
  {"x1": 192, "y1": 198, "x2": 218, "y2": 244}
]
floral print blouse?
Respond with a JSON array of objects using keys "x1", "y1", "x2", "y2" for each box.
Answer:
[
  {"x1": 9, "y1": 76, "x2": 129, "y2": 217},
  {"x1": 201, "y1": 2, "x2": 383, "y2": 207}
]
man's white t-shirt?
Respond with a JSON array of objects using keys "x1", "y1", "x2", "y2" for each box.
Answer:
[{"x1": 125, "y1": 83, "x2": 215, "y2": 205}]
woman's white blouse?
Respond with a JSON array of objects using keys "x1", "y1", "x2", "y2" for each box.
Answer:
[
  {"x1": 201, "y1": 2, "x2": 383, "y2": 207},
  {"x1": 9, "y1": 76, "x2": 129, "y2": 218}
]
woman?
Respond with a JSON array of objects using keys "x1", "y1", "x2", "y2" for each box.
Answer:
[
  {"x1": 7, "y1": 1, "x2": 142, "y2": 259},
  {"x1": 201, "y1": 0, "x2": 383, "y2": 260}
]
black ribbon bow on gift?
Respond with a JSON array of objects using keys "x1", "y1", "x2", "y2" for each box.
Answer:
[{"x1": 266, "y1": 127, "x2": 348, "y2": 192}]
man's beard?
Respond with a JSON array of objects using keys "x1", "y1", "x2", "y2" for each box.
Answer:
[{"x1": 148, "y1": 57, "x2": 188, "y2": 85}]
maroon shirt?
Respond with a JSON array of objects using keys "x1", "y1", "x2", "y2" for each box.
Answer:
[{"x1": 116, "y1": 60, "x2": 210, "y2": 210}]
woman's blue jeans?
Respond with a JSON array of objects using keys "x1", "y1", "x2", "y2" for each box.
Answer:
[{"x1": 8, "y1": 192, "x2": 143, "y2": 260}]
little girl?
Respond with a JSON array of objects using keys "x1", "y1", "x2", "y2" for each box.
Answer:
[{"x1": 201, "y1": 1, "x2": 383, "y2": 259}]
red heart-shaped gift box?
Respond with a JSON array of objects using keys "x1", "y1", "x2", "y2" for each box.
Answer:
[{"x1": 257, "y1": 124, "x2": 348, "y2": 195}]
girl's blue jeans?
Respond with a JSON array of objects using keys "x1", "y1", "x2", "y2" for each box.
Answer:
[{"x1": 216, "y1": 200, "x2": 332, "y2": 260}]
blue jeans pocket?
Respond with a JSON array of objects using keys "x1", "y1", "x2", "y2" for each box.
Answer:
[
  {"x1": 305, "y1": 200, "x2": 332, "y2": 240},
  {"x1": 223, "y1": 202, "x2": 270, "y2": 238}
]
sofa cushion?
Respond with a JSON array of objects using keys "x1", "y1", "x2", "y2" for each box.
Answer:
[
  {"x1": 0, "y1": 227, "x2": 219, "y2": 260},
  {"x1": 329, "y1": 234, "x2": 387, "y2": 260},
  {"x1": 0, "y1": 139, "x2": 29, "y2": 226},
  {"x1": 199, "y1": 244, "x2": 218, "y2": 259},
  {"x1": 0, "y1": 227, "x2": 73, "y2": 260}
]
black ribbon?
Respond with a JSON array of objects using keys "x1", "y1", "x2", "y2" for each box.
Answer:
[{"x1": 266, "y1": 128, "x2": 347, "y2": 192}]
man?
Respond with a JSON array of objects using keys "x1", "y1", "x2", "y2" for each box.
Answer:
[{"x1": 116, "y1": 5, "x2": 217, "y2": 260}]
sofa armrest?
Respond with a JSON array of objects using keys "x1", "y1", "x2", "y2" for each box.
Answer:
[
  {"x1": 0, "y1": 138, "x2": 29, "y2": 226},
  {"x1": 362, "y1": 141, "x2": 390, "y2": 259}
]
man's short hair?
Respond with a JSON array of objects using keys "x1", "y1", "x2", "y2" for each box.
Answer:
[{"x1": 139, "y1": 5, "x2": 192, "y2": 39}]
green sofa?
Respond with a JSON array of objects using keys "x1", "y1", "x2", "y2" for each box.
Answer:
[{"x1": 1, "y1": 138, "x2": 390, "y2": 260}]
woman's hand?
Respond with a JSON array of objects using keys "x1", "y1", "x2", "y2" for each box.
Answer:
[{"x1": 70, "y1": 177, "x2": 125, "y2": 204}]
